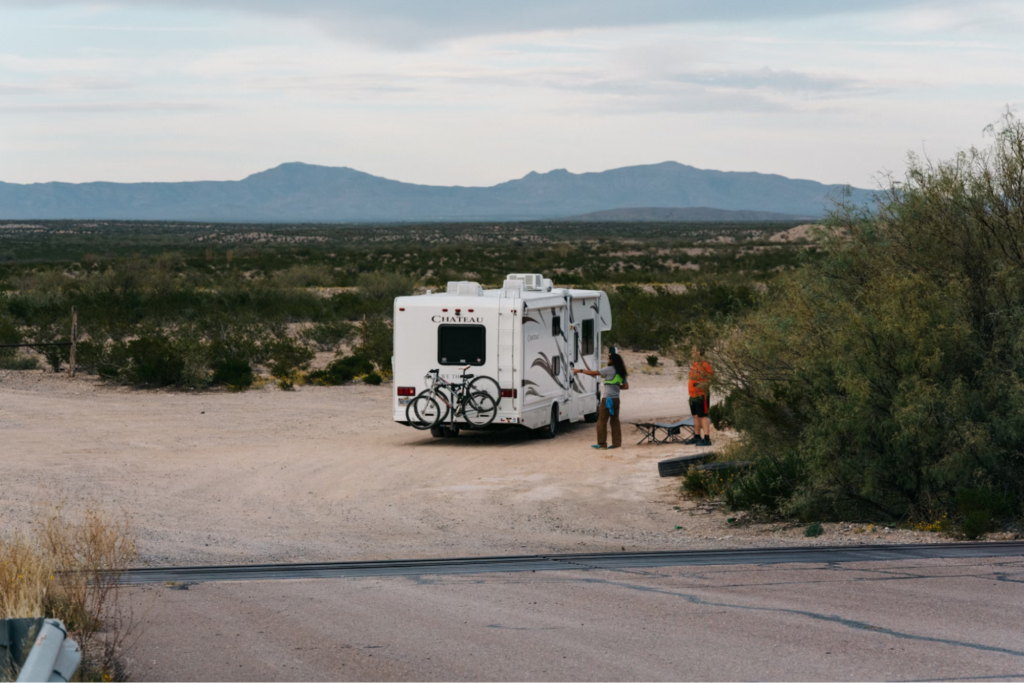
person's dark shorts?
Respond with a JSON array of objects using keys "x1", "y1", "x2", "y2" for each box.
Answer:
[{"x1": 689, "y1": 395, "x2": 709, "y2": 418}]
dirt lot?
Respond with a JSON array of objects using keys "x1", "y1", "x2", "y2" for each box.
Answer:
[{"x1": 0, "y1": 355, "x2": 953, "y2": 567}]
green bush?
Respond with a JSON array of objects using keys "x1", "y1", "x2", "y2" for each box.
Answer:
[
  {"x1": 646, "y1": 355, "x2": 659, "y2": 366},
  {"x1": 81, "y1": 340, "x2": 131, "y2": 380},
  {"x1": 357, "y1": 271, "x2": 415, "y2": 311},
  {"x1": 0, "y1": 353, "x2": 39, "y2": 370},
  {"x1": 955, "y1": 488, "x2": 1012, "y2": 539},
  {"x1": 707, "y1": 392, "x2": 736, "y2": 431},
  {"x1": 356, "y1": 315, "x2": 393, "y2": 373},
  {"x1": 681, "y1": 467, "x2": 710, "y2": 498},
  {"x1": 126, "y1": 336, "x2": 185, "y2": 386},
  {"x1": 272, "y1": 263, "x2": 334, "y2": 288},
  {"x1": 211, "y1": 357, "x2": 254, "y2": 389},
  {"x1": 298, "y1": 320, "x2": 354, "y2": 351},
  {"x1": 725, "y1": 453, "x2": 803, "y2": 515},
  {"x1": 308, "y1": 354, "x2": 375, "y2": 386},
  {"x1": 266, "y1": 338, "x2": 315, "y2": 379},
  {"x1": 804, "y1": 521, "x2": 824, "y2": 537},
  {"x1": 363, "y1": 371, "x2": 383, "y2": 385},
  {"x1": 605, "y1": 283, "x2": 757, "y2": 352},
  {"x1": 716, "y1": 113, "x2": 1024, "y2": 527}
]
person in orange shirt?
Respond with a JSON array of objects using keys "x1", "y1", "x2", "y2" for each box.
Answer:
[{"x1": 686, "y1": 346, "x2": 713, "y2": 446}]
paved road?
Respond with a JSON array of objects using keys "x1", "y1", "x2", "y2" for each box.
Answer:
[{"x1": 127, "y1": 555, "x2": 1024, "y2": 681}]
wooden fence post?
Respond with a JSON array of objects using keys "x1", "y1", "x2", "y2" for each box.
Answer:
[{"x1": 68, "y1": 306, "x2": 78, "y2": 378}]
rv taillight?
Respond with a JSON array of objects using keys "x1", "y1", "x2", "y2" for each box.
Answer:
[
  {"x1": 397, "y1": 387, "x2": 416, "y2": 397},
  {"x1": 399, "y1": 308, "x2": 405, "y2": 311},
  {"x1": 468, "y1": 309, "x2": 474, "y2": 312},
  {"x1": 442, "y1": 308, "x2": 448, "y2": 312},
  {"x1": 500, "y1": 389, "x2": 517, "y2": 399}
]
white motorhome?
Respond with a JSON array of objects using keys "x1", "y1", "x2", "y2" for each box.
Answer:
[{"x1": 392, "y1": 273, "x2": 612, "y2": 437}]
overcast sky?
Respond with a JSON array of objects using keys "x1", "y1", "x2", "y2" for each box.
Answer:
[{"x1": 1, "y1": 0, "x2": 1022, "y2": 187}]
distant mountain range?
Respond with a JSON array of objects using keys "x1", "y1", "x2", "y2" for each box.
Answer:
[
  {"x1": 0, "y1": 161, "x2": 873, "y2": 222},
  {"x1": 559, "y1": 207, "x2": 814, "y2": 222}
]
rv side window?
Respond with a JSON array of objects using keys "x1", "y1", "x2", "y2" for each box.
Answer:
[
  {"x1": 552, "y1": 315, "x2": 562, "y2": 337},
  {"x1": 581, "y1": 319, "x2": 595, "y2": 355},
  {"x1": 438, "y1": 325, "x2": 486, "y2": 366},
  {"x1": 553, "y1": 356, "x2": 560, "y2": 376},
  {"x1": 574, "y1": 331, "x2": 579, "y2": 362}
]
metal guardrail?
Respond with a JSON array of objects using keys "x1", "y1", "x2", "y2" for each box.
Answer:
[
  {"x1": 0, "y1": 619, "x2": 79, "y2": 683},
  {"x1": 117, "y1": 540, "x2": 1024, "y2": 584}
]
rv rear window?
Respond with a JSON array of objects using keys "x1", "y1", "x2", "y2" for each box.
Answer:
[{"x1": 438, "y1": 325, "x2": 486, "y2": 366}]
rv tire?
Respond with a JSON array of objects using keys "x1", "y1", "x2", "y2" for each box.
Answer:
[
  {"x1": 584, "y1": 411, "x2": 598, "y2": 423},
  {"x1": 536, "y1": 403, "x2": 559, "y2": 439}
]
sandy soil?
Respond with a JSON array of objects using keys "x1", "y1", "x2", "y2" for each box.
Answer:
[{"x1": 0, "y1": 354, "x2": 964, "y2": 567}]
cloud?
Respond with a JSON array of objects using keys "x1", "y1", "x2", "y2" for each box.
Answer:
[
  {"x1": 670, "y1": 67, "x2": 868, "y2": 95},
  {"x1": 0, "y1": 100, "x2": 216, "y2": 114},
  {"x1": 1, "y1": 0, "x2": 922, "y2": 47}
]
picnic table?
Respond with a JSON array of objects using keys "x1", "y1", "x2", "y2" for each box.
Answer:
[{"x1": 632, "y1": 416, "x2": 695, "y2": 445}]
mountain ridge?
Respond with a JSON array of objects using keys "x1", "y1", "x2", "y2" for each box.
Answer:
[
  {"x1": 0, "y1": 161, "x2": 873, "y2": 222},
  {"x1": 558, "y1": 207, "x2": 815, "y2": 222}
]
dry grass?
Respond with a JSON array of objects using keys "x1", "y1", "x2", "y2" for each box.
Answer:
[
  {"x1": 0, "y1": 533, "x2": 52, "y2": 618},
  {"x1": 0, "y1": 504, "x2": 137, "y2": 681}
]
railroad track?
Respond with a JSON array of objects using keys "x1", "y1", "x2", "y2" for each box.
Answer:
[{"x1": 119, "y1": 541, "x2": 1024, "y2": 584}]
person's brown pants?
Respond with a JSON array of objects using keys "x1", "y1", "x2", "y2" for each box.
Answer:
[{"x1": 597, "y1": 398, "x2": 621, "y2": 448}]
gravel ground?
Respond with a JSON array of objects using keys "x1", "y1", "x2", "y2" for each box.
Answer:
[{"x1": 0, "y1": 356, "x2": 994, "y2": 567}]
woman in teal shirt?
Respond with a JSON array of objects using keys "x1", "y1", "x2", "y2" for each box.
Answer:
[{"x1": 574, "y1": 350, "x2": 629, "y2": 449}]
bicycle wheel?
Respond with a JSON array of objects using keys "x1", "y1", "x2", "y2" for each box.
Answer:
[
  {"x1": 462, "y1": 391, "x2": 498, "y2": 426},
  {"x1": 406, "y1": 393, "x2": 442, "y2": 430},
  {"x1": 467, "y1": 375, "x2": 501, "y2": 403}
]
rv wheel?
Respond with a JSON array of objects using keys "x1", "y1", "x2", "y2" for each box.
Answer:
[
  {"x1": 430, "y1": 426, "x2": 444, "y2": 438},
  {"x1": 584, "y1": 411, "x2": 598, "y2": 423},
  {"x1": 536, "y1": 403, "x2": 559, "y2": 439}
]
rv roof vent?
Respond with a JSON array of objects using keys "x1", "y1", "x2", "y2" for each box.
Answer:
[
  {"x1": 446, "y1": 281, "x2": 483, "y2": 296},
  {"x1": 501, "y1": 278, "x2": 524, "y2": 298},
  {"x1": 506, "y1": 273, "x2": 545, "y2": 291}
]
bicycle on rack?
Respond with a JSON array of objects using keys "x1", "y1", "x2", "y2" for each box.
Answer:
[{"x1": 406, "y1": 367, "x2": 498, "y2": 430}]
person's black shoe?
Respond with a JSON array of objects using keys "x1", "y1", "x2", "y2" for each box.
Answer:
[
  {"x1": 702, "y1": 436, "x2": 712, "y2": 446},
  {"x1": 682, "y1": 435, "x2": 701, "y2": 445}
]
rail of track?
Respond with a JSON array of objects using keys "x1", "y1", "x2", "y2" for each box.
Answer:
[{"x1": 118, "y1": 541, "x2": 1024, "y2": 584}]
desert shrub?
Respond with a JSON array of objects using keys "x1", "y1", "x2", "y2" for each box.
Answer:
[
  {"x1": 955, "y1": 488, "x2": 1013, "y2": 539},
  {"x1": 272, "y1": 263, "x2": 334, "y2": 288},
  {"x1": 681, "y1": 463, "x2": 748, "y2": 500},
  {"x1": 646, "y1": 355, "x2": 659, "y2": 366},
  {"x1": 90, "y1": 341, "x2": 131, "y2": 380},
  {"x1": 125, "y1": 336, "x2": 186, "y2": 386},
  {"x1": 0, "y1": 353, "x2": 38, "y2": 370},
  {"x1": 308, "y1": 353, "x2": 374, "y2": 385},
  {"x1": 681, "y1": 467, "x2": 711, "y2": 498},
  {"x1": 266, "y1": 338, "x2": 315, "y2": 379},
  {"x1": 724, "y1": 453, "x2": 804, "y2": 515},
  {"x1": 606, "y1": 283, "x2": 757, "y2": 351},
  {"x1": 356, "y1": 315, "x2": 393, "y2": 373},
  {"x1": 211, "y1": 357, "x2": 254, "y2": 389},
  {"x1": 804, "y1": 521, "x2": 824, "y2": 537},
  {"x1": 357, "y1": 271, "x2": 415, "y2": 314},
  {"x1": 715, "y1": 113, "x2": 1024, "y2": 529},
  {"x1": 708, "y1": 391, "x2": 736, "y2": 431},
  {"x1": 298, "y1": 320, "x2": 354, "y2": 351},
  {"x1": 363, "y1": 371, "x2": 383, "y2": 385}
]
